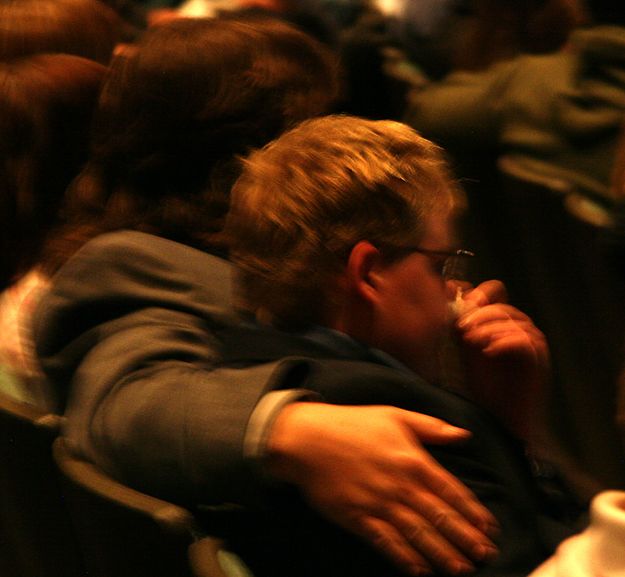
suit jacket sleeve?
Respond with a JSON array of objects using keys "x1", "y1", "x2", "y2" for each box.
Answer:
[{"x1": 32, "y1": 231, "x2": 311, "y2": 507}]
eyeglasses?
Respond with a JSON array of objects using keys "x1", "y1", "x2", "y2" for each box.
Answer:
[
  {"x1": 413, "y1": 248, "x2": 475, "y2": 281},
  {"x1": 381, "y1": 245, "x2": 475, "y2": 281}
]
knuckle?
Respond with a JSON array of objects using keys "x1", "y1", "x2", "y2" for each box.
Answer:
[
  {"x1": 404, "y1": 519, "x2": 434, "y2": 546},
  {"x1": 430, "y1": 508, "x2": 458, "y2": 532},
  {"x1": 394, "y1": 450, "x2": 423, "y2": 472},
  {"x1": 382, "y1": 405, "x2": 404, "y2": 422},
  {"x1": 362, "y1": 521, "x2": 396, "y2": 552},
  {"x1": 371, "y1": 531, "x2": 395, "y2": 552}
]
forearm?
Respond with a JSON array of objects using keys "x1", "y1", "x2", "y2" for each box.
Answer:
[{"x1": 84, "y1": 364, "x2": 276, "y2": 503}]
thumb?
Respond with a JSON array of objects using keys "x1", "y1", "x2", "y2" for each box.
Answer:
[
  {"x1": 464, "y1": 279, "x2": 508, "y2": 307},
  {"x1": 401, "y1": 410, "x2": 471, "y2": 445}
]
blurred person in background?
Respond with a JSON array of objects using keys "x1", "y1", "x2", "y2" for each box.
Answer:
[
  {"x1": 0, "y1": 0, "x2": 129, "y2": 62},
  {"x1": 448, "y1": 0, "x2": 586, "y2": 74},
  {"x1": 0, "y1": 55, "x2": 106, "y2": 407},
  {"x1": 0, "y1": 0, "x2": 130, "y2": 406},
  {"x1": 402, "y1": 0, "x2": 625, "y2": 212}
]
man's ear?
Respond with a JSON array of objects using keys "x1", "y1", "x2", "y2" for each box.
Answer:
[{"x1": 344, "y1": 241, "x2": 386, "y2": 304}]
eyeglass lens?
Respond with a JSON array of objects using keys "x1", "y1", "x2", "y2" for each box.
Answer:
[{"x1": 442, "y1": 252, "x2": 472, "y2": 281}]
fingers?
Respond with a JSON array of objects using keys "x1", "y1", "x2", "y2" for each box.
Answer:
[
  {"x1": 357, "y1": 507, "x2": 486, "y2": 576},
  {"x1": 423, "y1": 495, "x2": 498, "y2": 559},
  {"x1": 400, "y1": 411, "x2": 498, "y2": 535},
  {"x1": 462, "y1": 279, "x2": 507, "y2": 307},
  {"x1": 397, "y1": 490, "x2": 498, "y2": 562},
  {"x1": 381, "y1": 505, "x2": 475, "y2": 575},
  {"x1": 399, "y1": 443, "x2": 499, "y2": 537},
  {"x1": 356, "y1": 516, "x2": 433, "y2": 576},
  {"x1": 480, "y1": 332, "x2": 547, "y2": 360},
  {"x1": 358, "y1": 487, "x2": 498, "y2": 576},
  {"x1": 460, "y1": 317, "x2": 541, "y2": 341},
  {"x1": 457, "y1": 304, "x2": 548, "y2": 362},
  {"x1": 402, "y1": 411, "x2": 472, "y2": 444},
  {"x1": 458, "y1": 303, "x2": 530, "y2": 327}
]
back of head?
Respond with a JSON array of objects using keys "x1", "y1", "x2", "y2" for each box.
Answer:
[
  {"x1": 60, "y1": 16, "x2": 340, "y2": 256},
  {"x1": 227, "y1": 114, "x2": 464, "y2": 328},
  {"x1": 585, "y1": 1, "x2": 625, "y2": 25},
  {"x1": 452, "y1": 0, "x2": 588, "y2": 71},
  {"x1": 0, "y1": 54, "x2": 106, "y2": 289},
  {"x1": 0, "y1": 0, "x2": 126, "y2": 63}
]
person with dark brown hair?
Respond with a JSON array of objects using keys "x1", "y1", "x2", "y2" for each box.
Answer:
[
  {"x1": 48, "y1": 15, "x2": 340, "y2": 261},
  {"x1": 0, "y1": 0, "x2": 128, "y2": 289},
  {"x1": 0, "y1": 0, "x2": 127, "y2": 406},
  {"x1": 449, "y1": 0, "x2": 587, "y2": 72},
  {"x1": 34, "y1": 17, "x2": 498, "y2": 576},
  {"x1": 0, "y1": 54, "x2": 106, "y2": 406},
  {"x1": 0, "y1": 0, "x2": 128, "y2": 63}
]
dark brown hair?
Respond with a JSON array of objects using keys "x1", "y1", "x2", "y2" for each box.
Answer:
[
  {"x1": 0, "y1": 54, "x2": 106, "y2": 289},
  {"x1": 453, "y1": 0, "x2": 587, "y2": 71},
  {"x1": 0, "y1": 0, "x2": 126, "y2": 64},
  {"x1": 52, "y1": 16, "x2": 340, "y2": 263},
  {"x1": 587, "y1": 2, "x2": 625, "y2": 26}
]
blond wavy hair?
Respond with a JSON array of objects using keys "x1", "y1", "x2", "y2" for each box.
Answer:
[{"x1": 226, "y1": 115, "x2": 466, "y2": 328}]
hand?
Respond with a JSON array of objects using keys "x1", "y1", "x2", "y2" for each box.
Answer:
[
  {"x1": 266, "y1": 402, "x2": 499, "y2": 576},
  {"x1": 456, "y1": 280, "x2": 550, "y2": 440}
]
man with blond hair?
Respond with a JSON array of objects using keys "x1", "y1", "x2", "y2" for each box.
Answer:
[{"x1": 222, "y1": 115, "x2": 583, "y2": 577}]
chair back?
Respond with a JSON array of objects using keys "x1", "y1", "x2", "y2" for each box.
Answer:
[
  {"x1": 52, "y1": 436, "x2": 228, "y2": 577},
  {"x1": 0, "y1": 392, "x2": 84, "y2": 577},
  {"x1": 497, "y1": 156, "x2": 625, "y2": 493}
]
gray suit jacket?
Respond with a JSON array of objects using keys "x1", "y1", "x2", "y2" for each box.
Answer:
[{"x1": 33, "y1": 230, "x2": 304, "y2": 506}]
